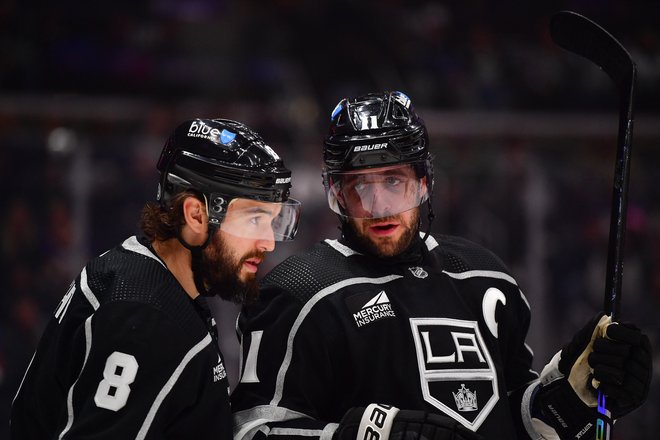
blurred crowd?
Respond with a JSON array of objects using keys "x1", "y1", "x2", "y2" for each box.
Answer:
[
  {"x1": 3, "y1": 1, "x2": 660, "y2": 111},
  {"x1": 2, "y1": 1, "x2": 660, "y2": 438}
]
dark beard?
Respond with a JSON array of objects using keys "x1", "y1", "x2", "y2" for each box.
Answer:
[
  {"x1": 197, "y1": 233, "x2": 262, "y2": 304},
  {"x1": 343, "y1": 209, "x2": 420, "y2": 258}
]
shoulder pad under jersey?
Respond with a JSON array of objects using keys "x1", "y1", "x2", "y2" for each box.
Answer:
[
  {"x1": 260, "y1": 242, "x2": 358, "y2": 304},
  {"x1": 429, "y1": 234, "x2": 512, "y2": 275},
  {"x1": 84, "y1": 237, "x2": 204, "y2": 334}
]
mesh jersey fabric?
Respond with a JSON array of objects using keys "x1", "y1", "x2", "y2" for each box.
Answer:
[
  {"x1": 232, "y1": 233, "x2": 537, "y2": 440},
  {"x1": 10, "y1": 236, "x2": 232, "y2": 440}
]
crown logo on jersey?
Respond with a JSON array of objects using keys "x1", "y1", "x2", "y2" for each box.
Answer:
[
  {"x1": 408, "y1": 266, "x2": 428, "y2": 279},
  {"x1": 452, "y1": 384, "x2": 478, "y2": 412}
]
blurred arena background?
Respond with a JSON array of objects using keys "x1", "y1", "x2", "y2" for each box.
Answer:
[{"x1": 2, "y1": 1, "x2": 659, "y2": 438}]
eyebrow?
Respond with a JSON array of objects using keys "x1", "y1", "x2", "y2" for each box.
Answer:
[
  {"x1": 242, "y1": 207, "x2": 275, "y2": 216},
  {"x1": 244, "y1": 206, "x2": 271, "y2": 214}
]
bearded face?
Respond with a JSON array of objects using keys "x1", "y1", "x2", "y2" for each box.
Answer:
[
  {"x1": 344, "y1": 207, "x2": 421, "y2": 258},
  {"x1": 198, "y1": 231, "x2": 264, "y2": 304}
]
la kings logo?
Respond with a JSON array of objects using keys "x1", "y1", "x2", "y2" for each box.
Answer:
[
  {"x1": 409, "y1": 318, "x2": 498, "y2": 431},
  {"x1": 345, "y1": 290, "x2": 396, "y2": 328}
]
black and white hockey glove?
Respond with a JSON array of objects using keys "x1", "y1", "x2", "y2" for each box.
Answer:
[
  {"x1": 333, "y1": 404, "x2": 483, "y2": 440},
  {"x1": 533, "y1": 312, "x2": 652, "y2": 439}
]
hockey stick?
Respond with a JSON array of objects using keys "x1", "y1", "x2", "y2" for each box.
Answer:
[{"x1": 550, "y1": 10, "x2": 637, "y2": 440}]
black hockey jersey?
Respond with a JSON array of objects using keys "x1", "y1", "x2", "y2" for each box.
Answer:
[
  {"x1": 10, "y1": 236, "x2": 232, "y2": 440},
  {"x1": 231, "y1": 233, "x2": 539, "y2": 440}
]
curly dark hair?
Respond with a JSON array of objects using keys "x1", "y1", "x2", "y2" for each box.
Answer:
[{"x1": 139, "y1": 191, "x2": 204, "y2": 242}]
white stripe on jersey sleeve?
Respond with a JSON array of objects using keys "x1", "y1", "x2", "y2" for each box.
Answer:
[
  {"x1": 122, "y1": 236, "x2": 166, "y2": 269},
  {"x1": 135, "y1": 333, "x2": 212, "y2": 440},
  {"x1": 11, "y1": 351, "x2": 36, "y2": 406},
  {"x1": 520, "y1": 379, "x2": 559, "y2": 439},
  {"x1": 442, "y1": 269, "x2": 519, "y2": 286},
  {"x1": 326, "y1": 234, "x2": 438, "y2": 255},
  {"x1": 233, "y1": 405, "x2": 317, "y2": 440},
  {"x1": 323, "y1": 239, "x2": 361, "y2": 257},
  {"x1": 320, "y1": 423, "x2": 339, "y2": 440},
  {"x1": 58, "y1": 316, "x2": 95, "y2": 439},
  {"x1": 270, "y1": 275, "x2": 402, "y2": 406},
  {"x1": 80, "y1": 267, "x2": 100, "y2": 311}
]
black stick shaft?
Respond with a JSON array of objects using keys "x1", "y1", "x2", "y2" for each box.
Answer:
[
  {"x1": 604, "y1": 70, "x2": 636, "y2": 320},
  {"x1": 549, "y1": 12, "x2": 637, "y2": 439}
]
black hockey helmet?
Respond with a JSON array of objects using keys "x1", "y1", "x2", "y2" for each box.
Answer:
[
  {"x1": 322, "y1": 91, "x2": 433, "y2": 219},
  {"x1": 156, "y1": 118, "x2": 300, "y2": 241}
]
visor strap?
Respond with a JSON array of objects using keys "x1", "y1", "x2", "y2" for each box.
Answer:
[
  {"x1": 175, "y1": 222, "x2": 217, "y2": 252},
  {"x1": 190, "y1": 246, "x2": 209, "y2": 296},
  {"x1": 422, "y1": 197, "x2": 435, "y2": 242},
  {"x1": 176, "y1": 222, "x2": 218, "y2": 297}
]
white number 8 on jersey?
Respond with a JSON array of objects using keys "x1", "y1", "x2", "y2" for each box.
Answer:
[{"x1": 94, "y1": 351, "x2": 139, "y2": 411}]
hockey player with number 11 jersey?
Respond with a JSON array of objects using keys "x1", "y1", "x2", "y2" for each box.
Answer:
[{"x1": 231, "y1": 92, "x2": 651, "y2": 440}]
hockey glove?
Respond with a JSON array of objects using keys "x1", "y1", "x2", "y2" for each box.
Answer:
[
  {"x1": 534, "y1": 312, "x2": 652, "y2": 439},
  {"x1": 333, "y1": 404, "x2": 483, "y2": 440}
]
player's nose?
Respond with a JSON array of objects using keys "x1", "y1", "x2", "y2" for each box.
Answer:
[{"x1": 256, "y1": 228, "x2": 276, "y2": 252}]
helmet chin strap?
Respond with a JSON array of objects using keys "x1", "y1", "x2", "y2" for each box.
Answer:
[
  {"x1": 176, "y1": 222, "x2": 218, "y2": 297},
  {"x1": 421, "y1": 197, "x2": 435, "y2": 242}
]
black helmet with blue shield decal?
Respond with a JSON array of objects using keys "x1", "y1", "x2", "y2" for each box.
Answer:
[{"x1": 157, "y1": 118, "x2": 300, "y2": 241}]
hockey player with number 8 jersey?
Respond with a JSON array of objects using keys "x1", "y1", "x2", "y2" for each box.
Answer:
[
  {"x1": 10, "y1": 118, "x2": 301, "y2": 439},
  {"x1": 11, "y1": 236, "x2": 233, "y2": 439}
]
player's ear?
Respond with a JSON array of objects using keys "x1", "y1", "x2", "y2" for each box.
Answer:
[
  {"x1": 419, "y1": 176, "x2": 428, "y2": 197},
  {"x1": 182, "y1": 196, "x2": 208, "y2": 235},
  {"x1": 334, "y1": 187, "x2": 347, "y2": 208}
]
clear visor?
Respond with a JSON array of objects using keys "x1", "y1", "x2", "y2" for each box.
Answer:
[
  {"x1": 325, "y1": 164, "x2": 429, "y2": 219},
  {"x1": 217, "y1": 197, "x2": 301, "y2": 241}
]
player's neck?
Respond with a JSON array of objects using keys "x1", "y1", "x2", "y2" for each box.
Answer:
[{"x1": 152, "y1": 238, "x2": 199, "y2": 299}]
